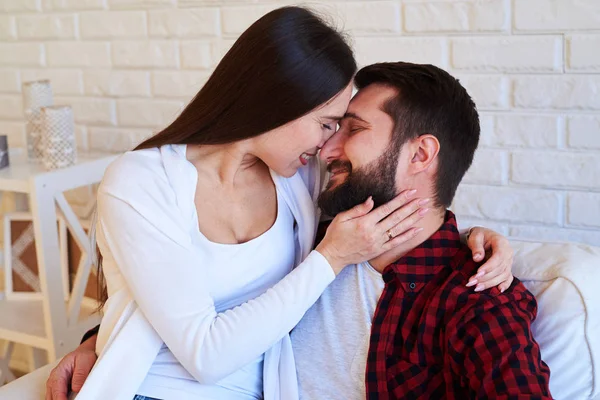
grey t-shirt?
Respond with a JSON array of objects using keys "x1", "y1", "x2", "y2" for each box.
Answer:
[{"x1": 291, "y1": 262, "x2": 385, "y2": 399}]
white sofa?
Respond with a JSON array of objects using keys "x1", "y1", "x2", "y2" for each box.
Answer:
[{"x1": 1, "y1": 238, "x2": 599, "y2": 400}]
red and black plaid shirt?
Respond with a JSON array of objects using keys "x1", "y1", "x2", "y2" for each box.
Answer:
[{"x1": 364, "y1": 211, "x2": 551, "y2": 399}]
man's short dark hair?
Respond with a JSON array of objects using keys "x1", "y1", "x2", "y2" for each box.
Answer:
[{"x1": 354, "y1": 62, "x2": 480, "y2": 208}]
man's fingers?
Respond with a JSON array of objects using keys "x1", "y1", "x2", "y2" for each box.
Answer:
[
  {"x1": 47, "y1": 374, "x2": 69, "y2": 400},
  {"x1": 71, "y1": 354, "x2": 96, "y2": 392}
]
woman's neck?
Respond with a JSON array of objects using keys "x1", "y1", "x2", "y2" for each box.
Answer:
[{"x1": 186, "y1": 142, "x2": 264, "y2": 187}]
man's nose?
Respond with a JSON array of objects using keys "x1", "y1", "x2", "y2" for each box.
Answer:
[{"x1": 319, "y1": 132, "x2": 344, "y2": 163}]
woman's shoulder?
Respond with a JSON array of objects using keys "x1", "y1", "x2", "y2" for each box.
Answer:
[{"x1": 99, "y1": 146, "x2": 174, "y2": 201}]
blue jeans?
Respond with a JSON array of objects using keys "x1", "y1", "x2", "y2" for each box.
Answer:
[{"x1": 133, "y1": 396, "x2": 161, "y2": 400}]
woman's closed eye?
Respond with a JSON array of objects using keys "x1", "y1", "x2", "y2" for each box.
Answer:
[{"x1": 322, "y1": 123, "x2": 340, "y2": 131}]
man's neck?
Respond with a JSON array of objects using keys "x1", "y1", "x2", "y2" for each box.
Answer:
[{"x1": 369, "y1": 208, "x2": 447, "y2": 273}]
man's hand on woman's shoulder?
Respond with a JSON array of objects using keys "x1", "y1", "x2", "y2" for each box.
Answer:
[{"x1": 45, "y1": 336, "x2": 98, "y2": 400}]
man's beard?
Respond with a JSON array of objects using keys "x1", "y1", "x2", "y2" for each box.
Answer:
[{"x1": 318, "y1": 145, "x2": 401, "y2": 217}]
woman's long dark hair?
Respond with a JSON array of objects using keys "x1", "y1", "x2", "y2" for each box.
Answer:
[{"x1": 96, "y1": 6, "x2": 357, "y2": 307}]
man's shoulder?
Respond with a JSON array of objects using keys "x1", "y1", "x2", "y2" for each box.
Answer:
[{"x1": 442, "y1": 244, "x2": 537, "y2": 323}]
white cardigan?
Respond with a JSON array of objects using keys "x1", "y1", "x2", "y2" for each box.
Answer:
[{"x1": 75, "y1": 144, "x2": 334, "y2": 400}]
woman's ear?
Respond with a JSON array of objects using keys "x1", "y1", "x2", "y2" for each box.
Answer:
[{"x1": 410, "y1": 134, "x2": 440, "y2": 173}]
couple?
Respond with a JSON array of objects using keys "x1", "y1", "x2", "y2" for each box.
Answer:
[{"x1": 41, "y1": 6, "x2": 551, "y2": 400}]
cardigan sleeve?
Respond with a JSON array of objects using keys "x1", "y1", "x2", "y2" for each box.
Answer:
[{"x1": 96, "y1": 178, "x2": 335, "y2": 385}]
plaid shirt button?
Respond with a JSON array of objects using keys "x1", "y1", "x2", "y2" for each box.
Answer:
[{"x1": 409, "y1": 282, "x2": 416, "y2": 289}]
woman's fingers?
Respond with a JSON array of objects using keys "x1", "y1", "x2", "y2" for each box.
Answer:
[
  {"x1": 467, "y1": 228, "x2": 486, "y2": 262},
  {"x1": 382, "y1": 226, "x2": 423, "y2": 251},
  {"x1": 472, "y1": 264, "x2": 512, "y2": 292},
  {"x1": 337, "y1": 196, "x2": 374, "y2": 221},
  {"x1": 378, "y1": 198, "x2": 429, "y2": 235},
  {"x1": 366, "y1": 189, "x2": 417, "y2": 224},
  {"x1": 467, "y1": 251, "x2": 513, "y2": 292}
]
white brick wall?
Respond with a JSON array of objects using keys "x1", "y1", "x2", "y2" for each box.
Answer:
[{"x1": 0, "y1": 0, "x2": 598, "y2": 247}]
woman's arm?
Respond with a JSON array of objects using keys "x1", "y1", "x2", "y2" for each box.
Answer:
[
  {"x1": 97, "y1": 181, "x2": 422, "y2": 384},
  {"x1": 97, "y1": 191, "x2": 336, "y2": 384}
]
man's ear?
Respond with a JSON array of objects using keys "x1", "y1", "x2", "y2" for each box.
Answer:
[{"x1": 410, "y1": 134, "x2": 440, "y2": 173}]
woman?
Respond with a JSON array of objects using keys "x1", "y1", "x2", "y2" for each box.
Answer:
[{"x1": 46, "y1": 6, "x2": 513, "y2": 400}]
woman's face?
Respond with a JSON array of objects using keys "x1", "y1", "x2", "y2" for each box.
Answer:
[{"x1": 254, "y1": 84, "x2": 353, "y2": 177}]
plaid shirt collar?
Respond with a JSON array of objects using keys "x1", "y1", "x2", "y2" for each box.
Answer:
[{"x1": 381, "y1": 210, "x2": 462, "y2": 287}]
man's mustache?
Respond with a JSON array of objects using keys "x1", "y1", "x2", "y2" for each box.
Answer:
[{"x1": 327, "y1": 160, "x2": 352, "y2": 174}]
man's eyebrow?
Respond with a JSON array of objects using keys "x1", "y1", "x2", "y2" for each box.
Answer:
[{"x1": 343, "y1": 112, "x2": 369, "y2": 124}]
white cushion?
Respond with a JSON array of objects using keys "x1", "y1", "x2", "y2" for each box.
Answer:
[{"x1": 511, "y1": 239, "x2": 600, "y2": 400}]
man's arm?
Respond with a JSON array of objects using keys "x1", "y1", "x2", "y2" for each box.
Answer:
[{"x1": 448, "y1": 288, "x2": 552, "y2": 399}]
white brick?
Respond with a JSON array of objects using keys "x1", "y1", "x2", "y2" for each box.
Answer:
[
  {"x1": 0, "y1": 0, "x2": 41, "y2": 12},
  {"x1": 117, "y1": 99, "x2": 183, "y2": 128},
  {"x1": 152, "y1": 70, "x2": 209, "y2": 97},
  {"x1": 0, "y1": 43, "x2": 44, "y2": 67},
  {"x1": 0, "y1": 121, "x2": 26, "y2": 148},
  {"x1": 568, "y1": 117, "x2": 600, "y2": 150},
  {"x1": 89, "y1": 127, "x2": 152, "y2": 152},
  {"x1": 0, "y1": 16, "x2": 17, "y2": 40},
  {"x1": 509, "y1": 226, "x2": 600, "y2": 247},
  {"x1": 479, "y1": 114, "x2": 494, "y2": 140},
  {"x1": 181, "y1": 41, "x2": 214, "y2": 69},
  {"x1": 108, "y1": 0, "x2": 175, "y2": 9},
  {"x1": 55, "y1": 96, "x2": 116, "y2": 125},
  {"x1": 75, "y1": 125, "x2": 88, "y2": 151},
  {"x1": 84, "y1": 69, "x2": 150, "y2": 97},
  {"x1": 44, "y1": 0, "x2": 105, "y2": 10},
  {"x1": 80, "y1": 11, "x2": 146, "y2": 39},
  {"x1": 112, "y1": 41, "x2": 178, "y2": 69},
  {"x1": 455, "y1": 218, "x2": 509, "y2": 237},
  {"x1": 354, "y1": 37, "x2": 446, "y2": 67},
  {"x1": 513, "y1": 76, "x2": 600, "y2": 110},
  {"x1": 220, "y1": 5, "x2": 280, "y2": 35},
  {"x1": 568, "y1": 192, "x2": 600, "y2": 228},
  {"x1": 455, "y1": 75, "x2": 509, "y2": 110},
  {"x1": 17, "y1": 14, "x2": 76, "y2": 40},
  {"x1": 47, "y1": 42, "x2": 110, "y2": 67},
  {"x1": 20, "y1": 69, "x2": 83, "y2": 95},
  {"x1": 514, "y1": 0, "x2": 600, "y2": 31},
  {"x1": 462, "y1": 149, "x2": 507, "y2": 185},
  {"x1": 453, "y1": 184, "x2": 560, "y2": 224},
  {"x1": 0, "y1": 70, "x2": 20, "y2": 93},
  {"x1": 404, "y1": 0, "x2": 505, "y2": 33},
  {"x1": 313, "y1": 2, "x2": 401, "y2": 33},
  {"x1": 0, "y1": 95, "x2": 23, "y2": 119},
  {"x1": 567, "y1": 35, "x2": 600, "y2": 72},
  {"x1": 148, "y1": 8, "x2": 219, "y2": 38},
  {"x1": 482, "y1": 115, "x2": 558, "y2": 148},
  {"x1": 451, "y1": 36, "x2": 562, "y2": 72},
  {"x1": 511, "y1": 151, "x2": 600, "y2": 190}
]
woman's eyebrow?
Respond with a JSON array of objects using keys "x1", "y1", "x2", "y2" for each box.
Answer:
[{"x1": 322, "y1": 115, "x2": 345, "y2": 121}]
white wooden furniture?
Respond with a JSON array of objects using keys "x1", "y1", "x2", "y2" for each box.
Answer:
[{"x1": 0, "y1": 152, "x2": 117, "y2": 385}]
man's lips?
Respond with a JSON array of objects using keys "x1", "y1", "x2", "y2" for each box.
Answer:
[{"x1": 329, "y1": 168, "x2": 349, "y2": 176}]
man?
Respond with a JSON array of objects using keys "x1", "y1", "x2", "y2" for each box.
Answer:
[
  {"x1": 42, "y1": 62, "x2": 544, "y2": 399},
  {"x1": 291, "y1": 62, "x2": 551, "y2": 399}
]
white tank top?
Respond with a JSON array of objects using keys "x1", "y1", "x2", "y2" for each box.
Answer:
[{"x1": 137, "y1": 188, "x2": 296, "y2": 400}]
